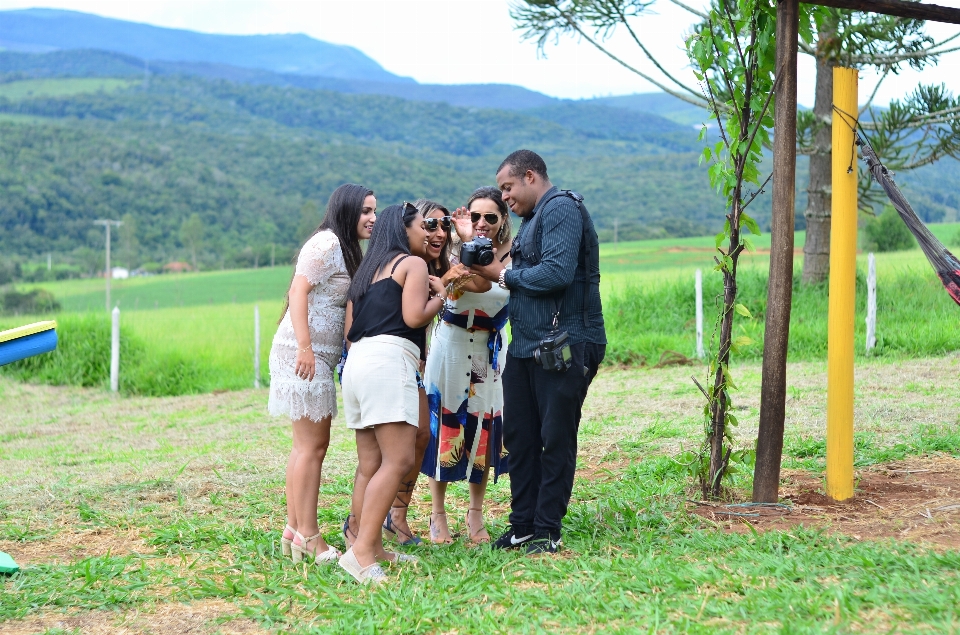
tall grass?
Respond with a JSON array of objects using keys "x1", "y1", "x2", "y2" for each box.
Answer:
[
  {"x1": 0, "y1": 313, "x2": 208, "y2": 396},
  {"x1": 604, "y1": 265, "x2": 960, "y2": 364}
]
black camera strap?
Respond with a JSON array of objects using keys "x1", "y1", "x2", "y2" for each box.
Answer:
[{"x1": 519, "y1": 189, "x2": 596, "y2": 328}]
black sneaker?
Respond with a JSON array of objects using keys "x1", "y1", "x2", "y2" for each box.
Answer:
[
  {"x1": 491, "y1": 526, "x2": 534, "y2": 550},
  {"x1": 525, "y1": 531, "x2": 561, "y2": 555}
]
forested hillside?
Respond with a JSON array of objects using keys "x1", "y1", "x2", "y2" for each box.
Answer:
[{"x1": 1, "y1": 51, "x2": 957, "y2": 276}]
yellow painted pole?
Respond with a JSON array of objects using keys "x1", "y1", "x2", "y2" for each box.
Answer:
[{"x1": 826, "y1": 67, "x2": 858, "y2": 501}]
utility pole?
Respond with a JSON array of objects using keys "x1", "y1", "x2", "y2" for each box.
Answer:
[
  {"x1": 93, "y1": 219, "x2": 123, "y2": 311},
  {"x1": 613, "y1": 218, "x2": 619, "y2": 244}
]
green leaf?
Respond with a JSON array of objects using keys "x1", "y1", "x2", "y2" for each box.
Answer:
[
  {"x1": 741, "y1": 214, "x2": 761, "y2": 236},
  {"x1": 735, "y1": 303, "x2": 753, "y2": 319},
  {"x1": 733, "y1": 335, "x2": 754, "y2": 348}
]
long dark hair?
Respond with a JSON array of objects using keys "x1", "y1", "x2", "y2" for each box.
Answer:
[
  {"x1": 467, "y1": 186, "x2": 512, "y2": 245},
  {"x1": 318, "y1": 183, "x2": 374, "y2": 278},
  {"x1": 347, "y1": 202, "x2": 421, "y2": 304},
  {"x1": 414, "y1": 198, "x2": 452, "y2": 278},
  {"x1": 279, "y1": 183, "x2": 373, "y2": 323}
]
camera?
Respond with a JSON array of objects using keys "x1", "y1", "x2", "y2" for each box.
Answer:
[
  {"x1": 534, "y1": 328, "x2": 573, "y2": 372},
  {"x1": 459, "y1": 236, "x2": 495, "y2": 267}
]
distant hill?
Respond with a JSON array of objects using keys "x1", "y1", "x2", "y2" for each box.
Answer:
[{"x1": 0, "y1": 8, "x2": 410, "y2": 83}]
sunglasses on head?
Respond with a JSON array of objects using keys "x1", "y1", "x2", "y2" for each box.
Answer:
[
  {"x1": 422, "y1": 216, "x2": 452, "y2": 231},
  {"x1": 471, "y1": 212, "x2": 501, "y2": 225}
]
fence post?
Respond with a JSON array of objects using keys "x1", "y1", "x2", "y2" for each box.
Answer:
[
  {"x1": 110, "y1": 306, "x2": 120, "y2": 393},
  {"x1": 254, "y1": 304, "x2": 261, "y2": 389},
  {"x1": 866, "y1": 253, "x2": 876, "y2": 353},
  {"x1": 695, "y1": 269, "x2": 704, "y2": 359}
]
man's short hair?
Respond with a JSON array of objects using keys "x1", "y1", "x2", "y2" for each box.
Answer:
[{"x1": 498, "y1": 150, "x2": 548, "y2": 180}]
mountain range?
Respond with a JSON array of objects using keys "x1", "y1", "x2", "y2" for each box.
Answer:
[{"x1": 0, "y1": 8, "x2": 957, "y2": 273}]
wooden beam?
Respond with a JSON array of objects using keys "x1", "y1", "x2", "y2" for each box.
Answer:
[
  {"x1": 753, "y1": 0, "x2": 799, "y2": 503},
  {"x1": 803, "y1": 0, "x2": 960, "y2": 24}
]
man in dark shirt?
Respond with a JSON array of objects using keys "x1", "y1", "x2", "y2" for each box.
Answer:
[{"x1": 470, "y1": 149, "x2": 606, "y2": 554}]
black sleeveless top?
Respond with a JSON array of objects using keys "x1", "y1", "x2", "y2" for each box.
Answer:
[{"x1": 347, "y1": 256, "x2": 426, "y2": 357}]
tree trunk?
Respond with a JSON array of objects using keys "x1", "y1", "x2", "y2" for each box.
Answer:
[{"x1": 801, "y1": 25, "x2": 838, "y2": 285}]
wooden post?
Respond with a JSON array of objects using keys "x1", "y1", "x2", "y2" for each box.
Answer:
[
  {"x1": 110, "y1": 306, "x2": 120, "y2": 393},
  {"x1": 753, "y1": 0, "x2": 799, "y2": 503},
  {"x1": 826, "y1": 67, "x2": 858, "y2": 501},
  {"x1": 866, "y1": 253, "x2": 877, "y2": 352},
  {"x1": 695, "y1": 269, "x2": 704, "y2": 359},
  {"x1": 254, "y1": 304, "x2": 261, "y2": 389}
]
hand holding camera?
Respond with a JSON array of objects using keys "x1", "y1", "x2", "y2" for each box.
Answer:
[{"x1": 459, "y1": 236, "x2": 495, "y2": 267}]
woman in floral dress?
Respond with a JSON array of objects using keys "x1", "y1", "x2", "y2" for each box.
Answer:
[
  {"x1": 268, "y1": 183, "x2": 375, "y2": 564},
  {"x1": 420, "y1": 186, "x2": 512, "y2": 544}
]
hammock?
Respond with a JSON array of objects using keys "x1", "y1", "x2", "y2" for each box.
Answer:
[{"x1": 858, "y1": 134, "x2": 960, "y2": 306}]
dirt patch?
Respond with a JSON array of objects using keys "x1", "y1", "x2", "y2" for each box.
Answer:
[
  {"x1": 690, "y1": 456, "x2": 960, "y2": 549},
  {"x1": 0, "y1": 599, "x2": 264, "y2": 635},
  {"x1": 0, "y1": 526, "x2": 150, "y2": 565}
]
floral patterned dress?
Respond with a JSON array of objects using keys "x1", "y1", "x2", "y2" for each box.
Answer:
[
  {"x1": 268, "y1": 230, "x2": 350, "y2": 422},
  {"x1": 420, "y1": 272, "x2": 510, "y2": 484}
]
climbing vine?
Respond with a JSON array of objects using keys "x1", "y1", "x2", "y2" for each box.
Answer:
[{"x1": 685, "y1": 0, "x2": 778, "y2": 498}]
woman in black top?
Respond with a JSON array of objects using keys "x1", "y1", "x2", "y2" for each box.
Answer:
[{"x1": 338, "y1": 203, "x2": 447, "y2": 584}]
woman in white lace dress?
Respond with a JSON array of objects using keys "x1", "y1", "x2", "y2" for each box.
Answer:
[{"x1": 268, "y1": 183, "x2": 376, "y2": 564}]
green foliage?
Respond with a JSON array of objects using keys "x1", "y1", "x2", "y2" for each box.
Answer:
[
  {"x1": 864, "y1": 205, "x2": 917, "y2": 252},
  {"x1": 0, "y1": 312, "x2": 208, "y2": 396},
  {"x1": 605, "y1": 266, "x2": 960, "y2": 364},
  {"x1": 0, "y1": 288, "x2": 60, "y2": 315}
]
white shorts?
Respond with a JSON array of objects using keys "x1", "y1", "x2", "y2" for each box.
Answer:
[{"x1": 342, "y1": 334, "x2": 421, "y2": 429}]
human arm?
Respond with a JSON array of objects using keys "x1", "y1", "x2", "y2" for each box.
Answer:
[
  {"x1": 441, "y1": 262, "x2": 492, "y2": 294},
  {"x1": 343, "y1": 300, "x2": 354, "y2": 351},
  {"x1": 398, "y1": 256, "x2": 447, "y2": 328},
  {"x1": 491, "y1": 201, "x2": 582, "y2": 295},
  {"x1": 288, "y1": 275, "x2": 316, "y2": 381}
]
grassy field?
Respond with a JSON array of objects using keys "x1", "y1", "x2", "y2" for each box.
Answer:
[
  {"x1": 1, "y1": 357, "x2": 958, "y2": 633},
  {"x1": 0, "y1": 77, "x2": 136, "y2": 101},
  {"x1": 5, "y1": 226, "x2": 960, "y2": 393}
]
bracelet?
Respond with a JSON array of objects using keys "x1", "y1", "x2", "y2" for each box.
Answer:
[
  {"x1": 498, "y1": 268, "x2": 509, "y2": 290},
  {"x1": 298, "y1": 346, "x2": 313, "y2": 354}
]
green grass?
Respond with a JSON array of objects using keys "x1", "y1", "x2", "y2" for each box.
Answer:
[
  {"x1": 7, "y1": 226, "x2": 960, "y2": 395},
  {"x1": 0, "y1": 78, "x2": 135, "y2": 101},
  {"x1": 2, "y1": 362, "x2": 959, "y2": 633}
]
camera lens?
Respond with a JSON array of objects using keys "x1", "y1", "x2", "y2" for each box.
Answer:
[{"x1": 477, "y1": 250, "x2": 494, "y2": 266}]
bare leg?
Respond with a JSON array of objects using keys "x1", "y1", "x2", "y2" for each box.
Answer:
[
  {"x1": 352, "y1": 422, "x2": 416, "y2": 568},
  {"x1": 385, "y1": 387, "x2": 430, "y2": 543},
  {"x1": 428, "y1": 477, "x2": 453, "y2": 543},
  {"x1": 290, "y1": 415, "x2": 333, "y2": 555},
  {"x1": 467, "y1": 464, "x2": 492, "y2": 543},
  {"x1": 284, "y1": 440, "x2": 299, "y2": 543}
]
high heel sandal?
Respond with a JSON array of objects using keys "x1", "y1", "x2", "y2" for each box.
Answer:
[
  {"x1": 383, "y1": 507, "x2": 423, "y2": 546},
  {"x1": 280, "y1": 524, "x2": 295, "y2": 557},
  {"x1": 342, "y1": 514, "x2": 357, "y2": 548},
  {"x1": 291, "y1": 530, "x2": 340, "y2": 564},
  {"x1": 466, "y1": 508, "x2": 490, "y2": 544},
  {"x1": 429, "y1": 512, "x2": 454, "y2": 545}
]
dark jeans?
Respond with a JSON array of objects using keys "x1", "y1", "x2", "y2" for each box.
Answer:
[{"x1": 502, "y1": 341, "x2": 605, "y2": 536}]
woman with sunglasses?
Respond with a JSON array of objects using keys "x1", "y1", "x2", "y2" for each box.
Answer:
[
  {"x1": 420, "y1": 186, "x2": 513, "y2": 544},
  {"x1": 268, "y1": 184, "x2": 375, "y2": 565},
  {"x1": 372, "y1": 199, "x2": 485, "y2": 546},
  {"x1": 339, "y1": 202, "x2": 448, "y2": 584}
]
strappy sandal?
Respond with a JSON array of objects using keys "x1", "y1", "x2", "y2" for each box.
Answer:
[
  {"x1": 342, "y1": 513, "x2": 357, "y2": 548},
  {"x1": 383, "y1": 507, "x2": 423, "y2": 546},
  {"x1": 429, "y1": 512, "x2": 454, "y2": 545},
  {"x1": 291, "y1": 530, "x2": 340, "y2": 565},
  {"x1": 280, "y1": 524, "x2": 295, "y2": 557},
  {"x1": 465, "y1": 508, "x2": 490, "y2": 544}
]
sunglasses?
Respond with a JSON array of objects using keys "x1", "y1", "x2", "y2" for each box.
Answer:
[
  {"x1": 422, "y1": 216, "x2": 452, "y2": 231},
  {"x1": 471, "y1": 212, "x2": 501, "y2": 225}
]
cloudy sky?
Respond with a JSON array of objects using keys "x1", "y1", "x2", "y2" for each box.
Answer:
[{"x1": 1, "y1": 0, "x2": 959, "y2": 106}]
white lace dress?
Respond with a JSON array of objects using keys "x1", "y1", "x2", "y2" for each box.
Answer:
[{"x1": 268, "y1": 230, "x2": 350, "y2": 422}]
